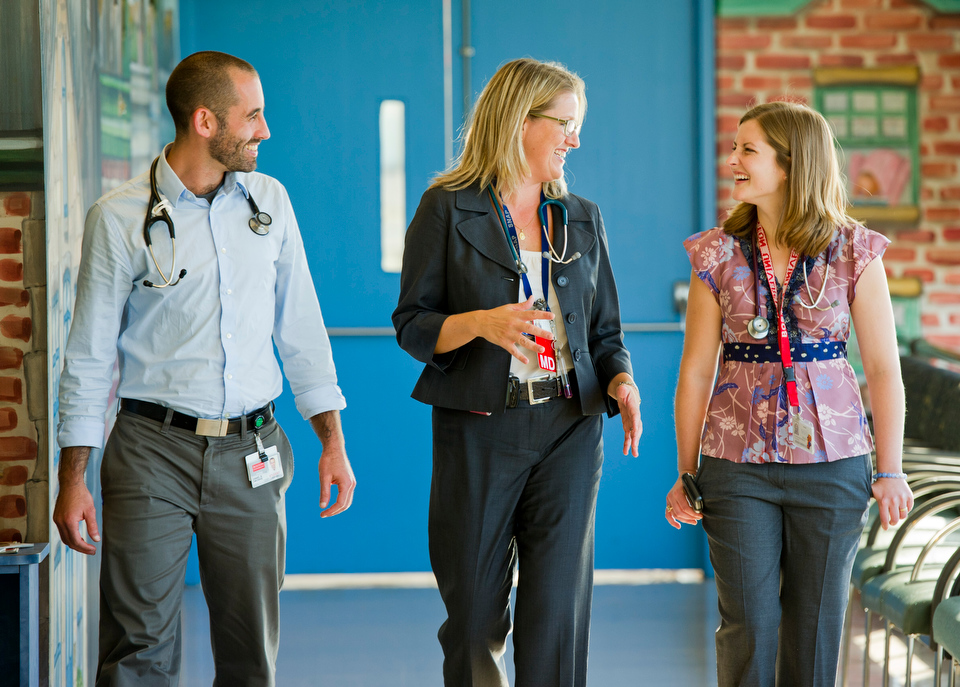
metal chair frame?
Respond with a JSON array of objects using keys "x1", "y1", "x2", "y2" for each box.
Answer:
[{"x1": 861, "y1": 493, "x2": 960, "y2": 687}]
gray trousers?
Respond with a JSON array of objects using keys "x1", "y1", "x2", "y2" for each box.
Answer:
[
  {"x1": 96, "y1": 409, "x2": 294, "y2": 687},
  {"x1": 698, "y1": 454, "x2": 872, "y2": 687},
  {"x1": 430, "y1": 399, "x2": 603, "y2": 687}
]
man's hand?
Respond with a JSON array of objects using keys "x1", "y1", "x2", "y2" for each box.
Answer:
[
  {"x1": 52, "y1": 446, "x2": 101, "y2": 555},
  {"x1": 309, "y1": 410, "x2": 356, "y2": 517}
]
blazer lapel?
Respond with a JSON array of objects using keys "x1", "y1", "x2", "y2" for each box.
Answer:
[{"x1": 455, "y1": 187, "x2": 518, "y2": 273}]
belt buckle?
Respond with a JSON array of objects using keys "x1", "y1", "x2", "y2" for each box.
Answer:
[
  {"x1": 526, "y1": 374, "x2": 553, "y2": 405},
  {"x1": 195, "y1": 418, "x2": 229, "y2": 437}
]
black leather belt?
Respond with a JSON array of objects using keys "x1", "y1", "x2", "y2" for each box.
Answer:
[
  {"x1": 120, "y1": 399, "x2": 274, "y2": 437},
  {"x1": 506, "y1": 374, "x2": 567, "y2": 408}
]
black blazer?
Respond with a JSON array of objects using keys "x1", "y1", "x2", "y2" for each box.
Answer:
[{"x1": 392, "y1": 183, "x2": 632, "y2": 417}]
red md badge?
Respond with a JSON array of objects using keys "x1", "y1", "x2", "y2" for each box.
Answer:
[{"x1": 535, "y1": 335, "x2": 556, "y2": 373}]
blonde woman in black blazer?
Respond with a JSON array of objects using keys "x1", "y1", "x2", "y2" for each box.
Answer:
[{"x1": 393, "y1": 58, "x2": 642, "y2": 687}]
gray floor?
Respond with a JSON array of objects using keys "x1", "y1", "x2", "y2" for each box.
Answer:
[{"x1": 180, "y1": 581, "x2": 720, "y2": 686}]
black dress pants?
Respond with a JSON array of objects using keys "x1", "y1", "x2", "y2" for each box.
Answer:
[{"x1": 430, "y1": 398, "x2": 603, "y2": 687}]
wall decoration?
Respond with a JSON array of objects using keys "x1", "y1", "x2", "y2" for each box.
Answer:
[
  {"x1": 815, "y1": 67, "x2": 921, "y2": 224},
  {"x1": 36, "y1": 0, "x2": 178, "y2": 684}
]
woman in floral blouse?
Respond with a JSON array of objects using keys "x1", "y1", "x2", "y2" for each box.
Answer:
[{"x1": 665, "y1": 101, "x2": 912, "y2": 687}]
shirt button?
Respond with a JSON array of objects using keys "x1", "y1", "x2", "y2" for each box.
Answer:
[
  {"x1": 227, "y1": 374, "x2": 233, "y2": 380},
  {"x1": 557, "y1": 276, "x2": 568, "y2": 287},
  {"x1": 574, "y1": 349, "x2": 582, "y2": 361},
  {"x1": 226, "y1": 289, "x2": 232, "y2": 295},
  {"x1": 226, "y1": 333, "x2": 232, "y2": 339},
  {"x1": 221, "y1": 247, "x2": 227, "y2": 254},
  {"x1": 567, "y1": 313, "x2": 576, "y2": 324}
]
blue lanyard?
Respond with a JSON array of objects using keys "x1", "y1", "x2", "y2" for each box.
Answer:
[{"x1": 491, "y1": 188, "x2": 551, "y2": 308}]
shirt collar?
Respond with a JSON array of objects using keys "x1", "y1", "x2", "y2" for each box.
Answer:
[
  {"x1": 232, "y1": 173, "x2": 251, "y2": 200},
  {"x1": 155, "y1": 143, "x2": 247, "y2": 205},
  {"x1": 154, "y1": 144, "x2": 188, "y2": 206}
]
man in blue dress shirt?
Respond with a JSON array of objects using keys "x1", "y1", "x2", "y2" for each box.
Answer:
[{"x1": 52, "y1": 51, "x2": 356, "y2": 686}]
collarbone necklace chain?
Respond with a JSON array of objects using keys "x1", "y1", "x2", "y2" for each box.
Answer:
[{"x1": 516, "y1": 210, "x2": 538, "y2": 241}]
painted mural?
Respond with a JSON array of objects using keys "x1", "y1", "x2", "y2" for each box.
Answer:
[{"x1": 38, "y1": 0, "x2": 179, "y2": 684}]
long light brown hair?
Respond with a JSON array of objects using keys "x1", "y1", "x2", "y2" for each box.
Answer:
[
  {"x1": 722, "y1": 101, "x2": 854, "y2": 257},
  {"x1": 431, "y1": 58, "x2": 586, "y2": 199}
]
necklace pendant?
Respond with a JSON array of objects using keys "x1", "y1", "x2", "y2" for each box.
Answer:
[{"x1": 519, "y1": 230, "x2": 526, "y2": 241}]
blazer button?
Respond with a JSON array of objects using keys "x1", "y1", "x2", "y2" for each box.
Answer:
[
  {"x1": 567, "y1": 313, "x2": 576, "y2": 324},
  {"x1": 557, "y1": 276, "x2": 569, "y2": 287},
  {"x1": 574, "y1": 349, "x2": 582, "y2": 361}
]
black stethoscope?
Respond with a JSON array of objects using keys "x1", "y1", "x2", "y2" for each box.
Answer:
[
  {"x1": 486, "y1": 186, "x2": 580, "y2": 274},
  {"x1": 142, "y1": 155, "x2": 273, "y2": 288},
  {"x1": 746, "y1": 235, "x2": 836, "y2": 340}
]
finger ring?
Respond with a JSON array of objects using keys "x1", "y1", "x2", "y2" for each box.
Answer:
[
  {"x1": 899, "y1": 507, "x2": 908, "y2": 512},
  {"x1": 666, "y1": 505, "x2": 673, "y2": 512}
]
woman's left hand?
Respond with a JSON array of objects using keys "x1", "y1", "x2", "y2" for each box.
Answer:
[
  {"x1": 872, "y1": 476, "x2": 914, "y2": 530},
  {"x1": 610, "y1": 375, "x2": 642, "y2": 456}
]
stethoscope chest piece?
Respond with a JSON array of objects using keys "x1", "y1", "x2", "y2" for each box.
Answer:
[
  {"x1": 249, "y1": 211, "x2": 272, "y2": 235},
  {"x1": 747, "y1": 316, "x2": 770, "y2": 340}
]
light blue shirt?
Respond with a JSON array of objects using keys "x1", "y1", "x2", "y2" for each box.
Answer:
[{"x1": 58, "y1": 149, "x2": 345, "y2": 449}]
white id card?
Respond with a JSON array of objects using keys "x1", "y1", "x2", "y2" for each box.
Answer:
[
  {"x1": 244, "y1": 434, "x2": 283, "y2": 488},
  {"x1": 791, "y1": 413, "x2": 816, "y2": 454}
]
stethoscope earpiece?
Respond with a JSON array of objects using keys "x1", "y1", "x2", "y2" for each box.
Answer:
[
  {"x1": 487, "y1": 186, "x2": 581, "y2": 274},
  {"x1": 538, "y1": 198, "x2": 579, "y2": 265}
]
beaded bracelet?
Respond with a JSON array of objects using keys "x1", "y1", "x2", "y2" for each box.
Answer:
[{"x1": 873, "y1": 472, "x2": 907, "y2": 480}]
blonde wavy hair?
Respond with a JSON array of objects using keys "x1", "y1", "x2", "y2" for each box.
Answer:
[
  {"x1": 722, "y1": 101, "x2": 854, "y2": 257},
  {"x1": 432, "y1": 58, "x2": 586, "y2": 200}
]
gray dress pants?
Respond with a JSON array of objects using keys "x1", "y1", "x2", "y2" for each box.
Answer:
[
  {"x1": 96, "y1": 409, "x2": 293, "y2": 687},
  {"x1": 430, "y1": 398, "x2": 603, "y2": 687},
  {"x1": 698, "y1": 454, "x2": 872, "y2": 687}
]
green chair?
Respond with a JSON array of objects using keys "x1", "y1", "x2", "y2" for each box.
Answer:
[
  {"x1": 840, "y1": 480, "x2": 960, "y2": 687},
  {"x1": 860, "y1": 495, "x2": 960, "y2": 686},
  {"x1": 933, "y1": 594, "x2": 960, "y2": 687},
  {"x1": 928, "y1": 546, "x2": 960, "y2": 686}
]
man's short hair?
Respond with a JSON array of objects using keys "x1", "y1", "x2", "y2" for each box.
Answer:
[{"x1": 166, "y1": 51, "x2": 257, "y2": 135}]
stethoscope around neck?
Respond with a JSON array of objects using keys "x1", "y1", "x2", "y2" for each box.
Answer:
[
  {"x1": 142, "y1": 155, "x2": 273, "y2": 288},
  {"x1": 486, "y1": 185, "x2": 580, "y2": 274},
  {"x1": 746, "y1": 234, "x2": 837, "y2": 340}
]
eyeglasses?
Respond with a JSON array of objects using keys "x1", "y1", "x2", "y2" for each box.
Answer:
[{"x1": 529, "y1": 113, "x2": 580, "y2": 137}]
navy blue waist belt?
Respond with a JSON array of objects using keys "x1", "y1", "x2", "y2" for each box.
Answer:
[{"x1": 723, "y1": 341, "x2": 847, "y2": 363}]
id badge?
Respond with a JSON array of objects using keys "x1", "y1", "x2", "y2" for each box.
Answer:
[
  {"x1": 534, "y1": 317, "x2": 556, "y2": 373},
  {"x1": 790, "y1": 412, "x2": 815, "y2": 453},
  {"x1": 535, "y1": 334, "x2": 557, "y2": 373},
  {"x1": 244, "y1": 434, "x2": 284, "y2": 488}
]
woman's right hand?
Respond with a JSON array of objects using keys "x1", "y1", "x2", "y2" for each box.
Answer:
[
  {"x1": 665, "y1": 475, "x2": 702, "y2": 530},
  {"x1": 478, "y1": 295, "x2": 555, "y2": 365}
]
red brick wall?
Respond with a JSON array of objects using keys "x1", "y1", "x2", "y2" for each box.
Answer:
[
  {"x1": 0, "y1": 192, "x2": 41, "y2": 543},
  {"x1": 716, "y1": 0, "x2": 960, "y2": 349}
]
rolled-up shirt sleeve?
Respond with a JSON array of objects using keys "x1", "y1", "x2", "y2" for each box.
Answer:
[
  {"x1": 272, "y1": 185, "x2": 346, "y2": 419},
  {"x1": 57, "y1": 203, "x2": 134, "y2": 449}
]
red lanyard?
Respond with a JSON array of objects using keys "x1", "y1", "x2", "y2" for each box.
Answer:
[{"x1": 756, "y1": 225, "x2": 800, "y2": 409}]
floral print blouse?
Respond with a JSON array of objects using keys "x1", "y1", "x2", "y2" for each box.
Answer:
[{"x1": 684, "y1": 224, "x2": 890, "y2": 464}]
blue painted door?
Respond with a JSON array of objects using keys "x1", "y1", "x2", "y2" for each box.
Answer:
[{"x1": 179, "y1": 0, "x2": 713, "y2": 574}]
